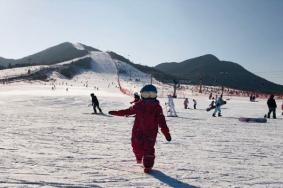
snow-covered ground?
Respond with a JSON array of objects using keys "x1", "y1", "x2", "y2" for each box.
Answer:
[
  {"x1": 0, "y1": 50, "x2": 282, "y2": 187},
  {"x1": 0, "y1": 80, "x2": 282, "y2": 188}
]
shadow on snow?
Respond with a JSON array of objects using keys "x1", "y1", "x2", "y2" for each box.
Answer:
[
  {"x1": 150, "y1": 170, "x2": 199, "y2": 188},
  {"x1": 0, "y1": 180, "x2": 101, "y2": 188}
]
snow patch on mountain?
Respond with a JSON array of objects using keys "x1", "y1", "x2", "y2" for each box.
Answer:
[
  {"x1": 89, "y1": 52, "x2": 117, "y2": 74},
  {"x1": 72, "y1": 42, "x2": 85, "y2": 50},
  {"x1": 0, "y1": 65, "x2": 47, "y2": 79}
]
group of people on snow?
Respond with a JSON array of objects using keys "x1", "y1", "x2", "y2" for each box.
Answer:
[
  {"x1": 183, "y1": 98, "x2": 197, "y2": 110},
  {"x1": 88, "y1": 83, "x2": 282, "y2": 174},
  {"x1": 90, "y1": 87, "x2": 283, "y2": 119}
]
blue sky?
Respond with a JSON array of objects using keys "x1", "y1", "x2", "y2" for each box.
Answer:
[{"x1": 0, "y1": 0, "x2": 282, "y2": 84}]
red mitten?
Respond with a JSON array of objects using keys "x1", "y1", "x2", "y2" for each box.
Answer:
[{"x1": 161, "y1": 128, "x2": 171, "y2": 141}]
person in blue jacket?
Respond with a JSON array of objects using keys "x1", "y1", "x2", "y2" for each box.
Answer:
[{"x1": 212, "y1": 95, "x2": 224, "y2": 117}]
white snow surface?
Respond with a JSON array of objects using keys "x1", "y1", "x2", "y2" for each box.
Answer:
[
  {"x1": 0, "y1": 51, "x2": 118, "y2": 81},
  {"x1": 90, "y1": 52, "x2": 117, "y2": 74},
  {"x1": 0, "y1": 52, "x2": 282, "y2": 187},
  {"x1": 0, "y1": 79, "x2": 282, "y2": 188}
]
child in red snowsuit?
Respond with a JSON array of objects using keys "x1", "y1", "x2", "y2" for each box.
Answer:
[{"x1": 109, "y1": 84, "x2": 171, "y2": 173}]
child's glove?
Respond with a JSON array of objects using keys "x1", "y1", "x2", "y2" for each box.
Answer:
[
  {"x1": 165, "y1": 132, "x2": 172, "y2": 141},
  {"x1": 161, "y1": 129, "x2": 171, "y2": 142}
]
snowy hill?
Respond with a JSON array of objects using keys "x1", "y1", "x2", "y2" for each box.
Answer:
[
  {"x1": 0, "y1": 76, "x2": 282, "y2": 187},
  {"x1": 2, "y1": 42, "x2": 283, "y2": 95},
  {"x1": 1, "y1": 43, "x2": 283, "y2": 187},
  {"x1": 107, "y1": 51, "x2": 177, "y2": 83},
  {"x1": 0, "y1": 43, "x2": 179, "y2": 99},
  {"x1": 155, "y1": 54, "x2": 283, "y2": 94},
  {"x1": 0, "y1": 42, "x2": 100, "y2": 68}
]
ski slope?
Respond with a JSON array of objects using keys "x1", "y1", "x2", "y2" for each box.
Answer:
[
  {"x1": 0, "y1": 49, "x2": 282, "y2": 187},
  {"x1": 0, "y1": 49, "x2": 189, "y2": 98},
  {"x1": 0, "y1": 79, "x2": 282, "y2": 188}
]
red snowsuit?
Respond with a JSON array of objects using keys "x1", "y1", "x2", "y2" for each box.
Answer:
[
  {"x1": 110, "y1": 99, "x2": 170, "y2": 169},
  {"x1": 130, "y1": 97, "x2": 140, "y2": 104}
]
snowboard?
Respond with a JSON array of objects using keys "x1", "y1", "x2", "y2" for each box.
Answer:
[
  {"x1": 206, "y1": 101, "x2": 227, "y2": 112},
  {"x1": 239, "y1": 117, "x2": 267, "y2": 123},
  {"x1": 91, "y1": 112, "x2": 112, "y2": 117},
  {"x1": 83, "y1": 112, "x2": 112, "y2": 117},
  {"x1": 167, "y1": 115, "x2": 178, "y2": 117}
]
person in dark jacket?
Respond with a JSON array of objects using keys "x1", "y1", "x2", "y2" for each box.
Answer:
[
  {"x1": 193, "y1": 99, "x2": 197, "y2": 109},
  {"x1": 184, "y1": 98, "x2": 189, "y2": 109},
  {"x1": 90, "y1": 93, "x2": 102, "y2": 114},
  {"x1": 109, "y1": 84, "x2": 171, "y2": 173},
  {"x1": 130, "y1": 92, "x2": 141, "y2": 104},
  {"x1": 267, "y1": 94, "x2": 277, "y2": 119}
]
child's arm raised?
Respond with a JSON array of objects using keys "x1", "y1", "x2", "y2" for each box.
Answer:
[{"x1": 109, "y1": 106, "x2": 136, "y2": 117}]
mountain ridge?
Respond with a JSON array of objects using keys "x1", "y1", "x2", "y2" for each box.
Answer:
[
  {"x1": 1, "y1": 42, "x2": 282, "y2": 94},
  {"x1": 155, "y1": 54, "x2": 283, "y2": 94},
  {"x1": 0, "y1": 42, "x2": 100, "y2": 68}
]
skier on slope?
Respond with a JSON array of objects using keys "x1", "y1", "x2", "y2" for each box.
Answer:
[
  {"x1": 108, "y1": 84, "x2": 171, "y2": 173},
  {"x1": 130, "y1": 92, "x2": 141, "y2": 104},
  {"x1": 212, "y1": 95, "x2": 224, "y2": 117},
  {"x1": 281, "y1": 100, "x2": 283, "y2": 115},
  {"x1": 266, "y1": 94, "x2": 277, "y2": 119},
  {"x1": 167, "y1": 95, "x2": 177, "y2": 117},
  {"x1": 193, "y1": 99, "x2": 197, "y2": 109},
  {"x1": 184, "y1": 98, "x2": 189, "y2": 109},
  {"x1": 209, "y1": 93, "x2": 212, "y2": 100},
  {"x1": 209, "y1": 98, "x2": 215, "y2": 108},
  {"x1": 90, "y1": 93, "x2": 102, "y2": 114}
]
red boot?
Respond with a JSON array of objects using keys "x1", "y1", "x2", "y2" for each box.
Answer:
[{"x1": 144, "y1": 167, "x2": 152, "y2": 173}]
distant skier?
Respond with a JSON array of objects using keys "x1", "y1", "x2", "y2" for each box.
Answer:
[
  {"x1": 130, "y1": 92, "x2": 141, "y2": 104},
  {"x1": 90, "y1": 93, "x2": 102, "y2": 114},
  {"x1": 193, "y1": 99, "x2": 197, "y2": 109},
  {"x1": 212, "y1": 95, "x2": 224, "y2": 117},
  {"x1": 250, "y1": 95, "x2": 256, "y2": 102},
  {"x1": 209, "y1": 93, "x2": 212, "y2": 100},
  {"x1": 209, "y1": 98, "x2": 215, "y2": 109},
  {"x1": 109, "y1": 84, "x2": 171, "y2": 173},
  {"x1": 266, "y1": 94, "x2": 277, "y2": 119},
  {"x1": 167, "y1": 95, "x2": 177, "y2": 117},
  {"x1": 184, "y1": 98, "x2": 189, "y2": 109},
  {"x1": 281, "y1": 101, "x2": 283, "y2": 115},
  {"x1": 206, "y1": 97, "x2": 217, "y2": 111}
]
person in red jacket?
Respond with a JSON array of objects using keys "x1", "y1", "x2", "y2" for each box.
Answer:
[{"x1": 109, "y1": 84, "x2": 171, "y2": 173}]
